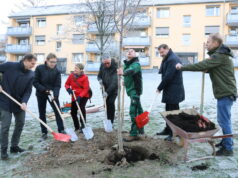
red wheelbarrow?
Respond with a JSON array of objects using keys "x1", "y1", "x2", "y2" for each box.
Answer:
[{"x1": 160, "y1": 108, "x2": 219, "y2": 162}]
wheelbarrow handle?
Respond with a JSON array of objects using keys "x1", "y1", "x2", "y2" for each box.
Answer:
[{"x1": 211, "y1": 133, "x2": 238, "y2": 139}]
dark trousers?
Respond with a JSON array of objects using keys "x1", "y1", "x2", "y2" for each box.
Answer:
[
  {"x1": 71, "y1": 97, "x2": 88, "y2": 130},
  {"x1": 106, "y1": 94, "x2": 117, "y2": 123},
  {"x1": 37, "y1": 95, "x2": 64, "y2": 134},
  {"x1": 165, "y1": 104, "x2": 180, "y2": 135}
]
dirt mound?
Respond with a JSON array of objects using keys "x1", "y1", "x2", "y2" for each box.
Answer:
[{"x1": 22, "y1": 129, "x2": 183, "y2": 174}]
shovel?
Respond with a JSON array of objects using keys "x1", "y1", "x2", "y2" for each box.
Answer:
[
  {"x1": 1, "y1": 89, "x2": 71, "y2": 142},
  {"x1": 101, "y1": 85, "x2": 113, "y2": 132},
  {"x1": 48, "y1": 91, "x2": 78, "y2": 142},
  {"x1": 72, "y1": 91, "x2": 94, "y2": 140},
  {"x1": 135, "y1": 93, "x2": 159, "y2": 128}
]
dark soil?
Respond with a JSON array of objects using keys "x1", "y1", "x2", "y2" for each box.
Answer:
[
  {"x1": 167, "y1": 112, "x2": 216, "y2": 132},
  {"x1": 191, "y1": 163, "x2": 209, "y2": 171}
]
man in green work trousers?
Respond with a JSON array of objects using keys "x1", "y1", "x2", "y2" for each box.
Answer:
[{"x1": 118, "y1": 49, "x2": 144, "y2": 142}]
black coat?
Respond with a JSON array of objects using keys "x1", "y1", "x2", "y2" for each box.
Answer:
[
  {"x1": 157, "y1": 49, "x2": 185, "y2": 104},
  {"x1": 97, "y1": 59, "x2": 118, "y2": 95},
  {"x1": 33, "y1": 63, "x2": 61, "y2": 97},
  {"x1": 0, "y1": 61, "x2": 34, "y2": 113}
]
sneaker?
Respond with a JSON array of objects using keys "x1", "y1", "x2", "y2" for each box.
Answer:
[
  {"x1": 215, "y1": 147, "x2": 233, "y2": 156},
  {"x1": 156, "y1": 128, "x2": 170, "y2": 136},
  {"x1": 10, "y1": 146, "x2": 25, "y2": 153},
  {"x1": 123, "y1": 135, "x2": 140, "y2": 142},
  {"x1": 1, "y1": 148, "x2": 9, "y2": 160},
  {"x1": 42, "y1": 133, "x2": 48, "y2": 140},
  {"x1": 164, "y1": 135, "x2": 173, "y2": 142}
]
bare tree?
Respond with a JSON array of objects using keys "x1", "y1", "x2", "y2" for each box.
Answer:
[
  {"x1": 11, "y1": 0, "x2": 46, "y2": 13},
  {"x1": 113, "y1": 0, "x2": 142, "y2": 153}
]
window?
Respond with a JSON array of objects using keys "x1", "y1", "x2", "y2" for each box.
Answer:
[
  {"x1": 57, "y1": 24, "x2": 63, "y2": 35},
  {"x1": 37, "y1": 18, "x2": 46, "y2": 27},
  {"x1": 16, "y1": 55, "x2": 24, "y2": 61},
  {"x1": 155, "y1": 48, "x2": 160, "y2": 57},
  {"x1": 56, "y1": 41, "x2": 61, "y2": 52},
  {"x1": 35, "y1": 53, "x2": 45, "y2": 63},
  {"x1": 35, "y1": 35, "x2": 45, "y2": 45},
  {"x1": 72, "y1": 34, "x2": 85, "y2": 44},
  {"x1": 205, "y1": 26, "x2": 220, "y2": 35},
  {"x1": 183, "y1": 15, "x2": 191, "y2": 27},
  {"x1": 231, "y1": 6, "x2": 238, "y2": 14},
  {"x1": 74, "y1": 16, "x2": 84, "y2": 26},
  {"x1": 206, "y1": 6, "x2": 220, "y2": 16},
  {"x1": 18, "y1": 38, "x2": 29, "y2": 45},
  {"x1": 72, "y1": 53, "x2": 83, "y2": 63},
  {"x1": 182, "y1": 34, "x2": 191, "y2": 45},
  {"x1": 157, "y1": 8, "x2": 169, "y2": 18},
  {"x1": 156, "y1": 27, "x2": 169, "y2": 37}
]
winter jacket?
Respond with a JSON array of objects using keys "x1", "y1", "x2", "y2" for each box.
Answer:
[
  {"x1": 123, "y1": 57, "x2": 142, "y2": 96},
  {"x1": 0, "y1": 61, "x2": 34, "y2": 113},
  {"x1": 33, "y1": 63, "x2": 61, "y2": 98},
  {"x1": 65, "y1": 73, "x2": 90, "y2": 101},
  {"x1": 97, "y1": 59, "x2": 118, "y2": 95},
  {"x1": 181, "y1": 44, "x2": 237, "y2": 99},
  {"x1": 158, "y1": 49, "x2": 185, "y2": 104}
]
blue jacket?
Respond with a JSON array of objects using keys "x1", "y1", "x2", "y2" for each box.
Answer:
[
  {"x1": 33, "y1": 63, "x2": 61, "y2": 97},
  {"x1": 0, "y1": 61, "x2": 34, "y2": 113},
  {"x1": 158, "y1": 49, "x2": 185, "y2": 104}
]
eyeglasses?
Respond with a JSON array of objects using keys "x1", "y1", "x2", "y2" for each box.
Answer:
[{"x1": 103, "y1": 62, "x2": 110, "y2": 65}]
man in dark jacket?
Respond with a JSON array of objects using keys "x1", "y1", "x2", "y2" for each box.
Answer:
[
  {"x1": 176, "y1": 33, "x2": 237, "y2": 156},
  {"x1": 97, "y1": 54, "x2": 118, "y2": 124},
  {"x1": 0, "y1": 54, "x2": 36, "y2": 160},
  {"x1": 156, "y1": 44, "x2": 185, "y2": 141},
  {"x1": 33, "y1": 53, "x2": 65, "y2": 141},
  {"x1": 118, "y1": 49, "x2": 144, "y2": 142}
]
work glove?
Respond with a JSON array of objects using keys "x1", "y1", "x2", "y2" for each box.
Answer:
[
  {"x1": 76, "y1": 96, "x2": 81, "y2": 104},
  {"x1": 102, "y1": 91, "x2": 108, "y2": 98},
  {"x1": 67, "y1": 88, "x2": 73, "y2": 95}
]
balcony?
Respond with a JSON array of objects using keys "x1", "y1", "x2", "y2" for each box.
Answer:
[
  {"x1": 0, "y1": 56, "x2": 6, "y2": 62},
  {"x1": 86, "y1": 42, "x2": 117, "y2": 53},
  {"x1": 87, "y1": 24, "x2": 116, "y2": 34},
  {"x1": 85, "y1": 61, "x2": 101, "y2": 72},
  {"x1": 130, "y1": 14, "x2": 151, "y2": 28},
  {"x1": 7, "y1": 27, "x2": 32, "y2": 37},
  {"x1": 139, "y1": 57, "x2": 150, "y2": 66},
  {"x1": 227, "y1": 13, "x2": 238, "y2": 26},
  {"x1": 5, "y1": 44, "x2": 31, "y2": 54},
  {"x1": 123, "y1": 37, "x2": 150, "y2": 46},
  {"x1": 225, "y1": 35, "x2": 238, "y2": 47}
]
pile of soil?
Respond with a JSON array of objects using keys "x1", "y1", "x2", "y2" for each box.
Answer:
[
  {"x1": 18, "y1": 129, "x2": 184, "y2": 175},
  {"x1": 166, "y1": 112, "x2": 216, "y2": 132}
]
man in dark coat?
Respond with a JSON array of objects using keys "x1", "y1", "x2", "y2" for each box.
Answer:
[
  {"x1": 156, "y1": 44, "x2": 185, "y2": 141},
  {"x1": 0, "y1": 54, "x2": 37, "y2": 160},
  {"x1": 33, "y1": 53, "x2": 65, "y2": 141},
  {"x1": 97, "y1": 54, "x2": 118, "y2": 124}
]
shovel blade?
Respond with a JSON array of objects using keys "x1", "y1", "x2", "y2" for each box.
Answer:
[
  {"x1": 82, "y1": 127, "x2": 94, "y2": 140},
  {"x1": 52, "y1": 132, "x2": 71, "y2": 142},
  {"x1": 103, "y1": 119, "x2": 113, "y2": 132},
  {"x1": 65, "y1": 128, "x2": 78, "y2": 142},
  {"x1": 135, "y1": 111, "x2": 150, "y2": 129}
]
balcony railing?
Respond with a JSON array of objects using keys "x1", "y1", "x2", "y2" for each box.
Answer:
[
  {"x1": 0, "y1": 56, "x2": 6, "y2": 62},
  {"x1": 86, "y1": 42, "x2": 117, "y2": 53},
  {"x1": 7, "y1": 27, "x2": 32, "y2": 37},
  {"x1": 130, "y1": 15, "x2": 151, "y2": 28},
  {"x1": 5, "y1": 44, "x2": 31, "y2": 54},
  {"x1": 139, "y1": 57, "x2": 150, "y2": 66},
  {"x1": 85, "y1": 61, "x2": 101, "y2": 72},
  {"x1": 123, "y1": 37, "x2": 150, "y2": 46},
  {"x1": 225, "y1": 35, "x2": 238, "y2": 47},
  {"x1": 227, "y1": 13, "x2": 238, "y2": 26},
  {"x1": 87, "y1": 24, "x2": 116, "y2": 34}
]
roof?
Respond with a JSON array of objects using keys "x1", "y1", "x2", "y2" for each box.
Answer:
[{"x1": 9, "y1": 0, "x2": 235, "y2": 18}]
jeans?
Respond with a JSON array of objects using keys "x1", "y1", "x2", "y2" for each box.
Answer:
[
  {"x1": 37, "y1": 95, "x2": 64, "y2": 134},
  {"x1": 217, "y1": 96, "x2": 234, "y2": 151},
  {"x1": 0, "y1": 109, "x2": 25, "y2": 150}
]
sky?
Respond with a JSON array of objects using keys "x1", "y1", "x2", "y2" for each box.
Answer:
[{"x1": 0, "y1": 0, "x2": 79, "y2": 34}]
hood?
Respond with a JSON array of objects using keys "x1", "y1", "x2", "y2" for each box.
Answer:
[
  {"x1": 208, "y1": 44, "x2": 234, "y2": 58},
  {"x1": 124, "y1": 57, "x2": 139, "y2": 65}
]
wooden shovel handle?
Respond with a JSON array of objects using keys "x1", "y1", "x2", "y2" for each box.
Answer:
[
  {"x1": 48, "y1": 92, "x2": 65, "y2": 122},
  {"x1": 1, "y1": 89, "x2": 53, "y2": 132},
  {"x1": 72, "y1": 91, "x2": 86, "y2": 125}
]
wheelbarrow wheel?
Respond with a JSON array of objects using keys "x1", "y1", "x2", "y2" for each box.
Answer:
[{"x1": 174, "y1": 136, "x2": 185, "y2": 147}]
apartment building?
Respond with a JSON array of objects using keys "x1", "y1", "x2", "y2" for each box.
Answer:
[{"x1": 5, "y1": 0, "x2": 238, "y2": 74}]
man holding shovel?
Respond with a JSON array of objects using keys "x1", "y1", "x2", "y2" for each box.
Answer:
[
  {"x1": 33, "y1": 53, "x2": 65, "y2": 141},
  {"x1": 156, "y1": 44, "x2": 185, "y2": 141},
  {"x1": 0, "y1": 54, "x2": 36, "y2": 160},
  {"x1": 97, "y1": 54, "x2": 118, "y2": 124},
  {"x1": 118, "y1": 49, "x2": 144, "y2": 142},
  {"x1": 176, "y1": 33, "x2": 237, "y2": 156}
]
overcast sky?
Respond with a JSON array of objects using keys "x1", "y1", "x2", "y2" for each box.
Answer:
[{"x1": 0, "y1": 0, "x2": 79, "y2": 34}]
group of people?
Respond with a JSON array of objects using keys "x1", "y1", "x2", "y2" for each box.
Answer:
[{"x1": 0, "y1": 33, "x2": 236, "y2": 160}]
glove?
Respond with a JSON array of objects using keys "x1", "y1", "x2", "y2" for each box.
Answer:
[
  {"x1": 76, "y1": 96, "x2": 81, "y2": 104},
  {"x1": 45, "y1": 90, "x2": 50, "y2": 95},
  {"x1": 67, "y1": 88, "x2": 73, "y2": 95},
  {"x1": 98, "y1": 79, "x2": 103, "y2": 85},
  {"x1": 102, "y1": 92, "x2": 108, "y2": 98}
]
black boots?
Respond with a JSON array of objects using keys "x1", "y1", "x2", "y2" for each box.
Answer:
[
  {"x1": 1, "y1": 148, "x2": 9, "y2": 160},
  {"x1": 10, "y1": 146, "x2": 25, "y2": 153}
]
